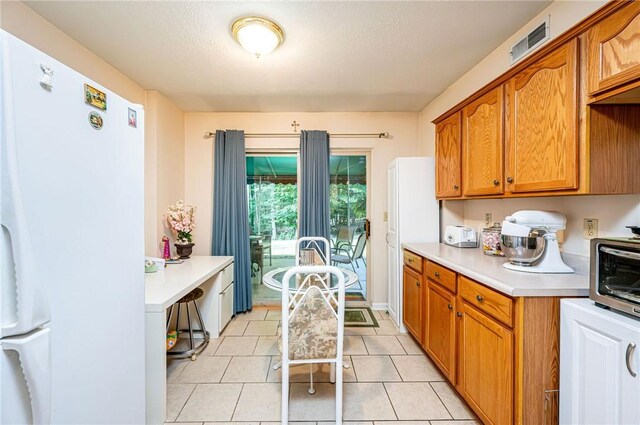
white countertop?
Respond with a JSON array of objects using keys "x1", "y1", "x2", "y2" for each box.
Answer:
[
  {"x1": 144, "y1": 255, "x2": 233, "y2": 312},
  {"x1": 402, "y1": 242, "x2": 589, "y2": 297}
]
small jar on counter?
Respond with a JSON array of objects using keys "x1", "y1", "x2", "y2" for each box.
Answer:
[{"x1": 482, "y1": 223, "x2": 504, "y2": 256}]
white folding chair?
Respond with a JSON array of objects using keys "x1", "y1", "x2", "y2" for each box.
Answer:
[
  {"x1": 280, "y1": 265, "x2": 345, "y2": 425},
  {"x1": 295, "y1": 236, "x2": 331, "y2": 265}
]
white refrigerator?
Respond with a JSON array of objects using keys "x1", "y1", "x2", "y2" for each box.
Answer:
[
  {"x1": 0, "y1": 31, "x2": 146, "y2": 424},
  {"x1": 386, "y1": 157, "x2": 439, "y2": 330}
]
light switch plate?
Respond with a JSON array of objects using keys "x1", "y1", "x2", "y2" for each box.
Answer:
[
  {"x1": 383, "y1": 212, "x2": 388, "y2": 222},
  {"x1": 485, "y1": 213, "x2": 492, "y2": 227}
]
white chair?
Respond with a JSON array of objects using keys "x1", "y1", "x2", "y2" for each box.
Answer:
[
  {"x1": 280, "y1": 265, "x2": 345, "y2": 425},
  {"x1": 295, "y1": 236, "x2": 331, "y2": 265}
]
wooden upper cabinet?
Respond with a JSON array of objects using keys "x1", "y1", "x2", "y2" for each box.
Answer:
[
  {"x1": 587, "y1": 1, "x2": 640, "y2": 95},
  {"x1": 505, "y1": 39, "x2": 579, "y2": 193},
  {"x1": 462, "y1": 86, "x2": 504, "y2": 196},
  {"x1": 435, "y1": 112, "x2": 462, "y2": 198}
]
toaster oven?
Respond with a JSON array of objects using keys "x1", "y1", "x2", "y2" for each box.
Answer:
[{"x1": 590, "y1": 238, "x2": 640, "y2": 318}]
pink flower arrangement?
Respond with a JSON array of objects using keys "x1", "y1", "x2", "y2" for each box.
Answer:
[{"x1": 165, "y1": 200, "x2": 196, "y2": 245}]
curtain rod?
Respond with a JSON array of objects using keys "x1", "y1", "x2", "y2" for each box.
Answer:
[{"x1": 204, "y1": 132, "x2": 389, "y2": 139}]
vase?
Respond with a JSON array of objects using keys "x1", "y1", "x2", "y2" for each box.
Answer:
[{"x1": 175, "y1": 243, "x2": 194, "y2": 259}]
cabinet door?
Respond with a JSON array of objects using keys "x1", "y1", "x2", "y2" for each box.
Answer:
[
  {"x1": 505, "y1": 39, "x2": 578, "y2": 193},
  {"x1": 560, "y1": 301, "x2": 640, "y2": 425},
  {"x1": 402, "y1": 265, "x2": 423, "y2": 343},
  {"x1": 462, "y1": 86, "x2": 504, "y2": 196},
  {"x1": 587, "y1": 2, "x2": 640, "y2": 95},
  {"x1": 435, "y1": 112, "x2": 462, "y2": 198},
  {"x1": 458, "y1": 301, "x2": 513, "y2": 425},
  {"x1": 425, "y1": 281, "x2": 456, "y2": 382}
]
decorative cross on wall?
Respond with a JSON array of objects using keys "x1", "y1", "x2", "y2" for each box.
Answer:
[{"x1": 291, "y1": 120, "x2": 300, "y2": 133}]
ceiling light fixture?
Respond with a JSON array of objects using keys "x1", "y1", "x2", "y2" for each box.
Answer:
[{"x1": 231, "y1": 16, "x2": 284, "y2": 58}]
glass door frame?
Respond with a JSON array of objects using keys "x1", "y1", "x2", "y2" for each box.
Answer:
[{"x1": 330, "y1": 149, "x2": 372, "y2": 307}]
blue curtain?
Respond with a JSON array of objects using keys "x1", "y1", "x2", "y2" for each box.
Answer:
[
  {"x1": 299, "y1": 130, "x2": 330, "y2": 253},
  {"x1": 212, "y1": 130, "x2": 252, "y2": 313}
]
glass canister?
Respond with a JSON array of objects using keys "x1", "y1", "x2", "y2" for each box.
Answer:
[{"x1": 482, "y1": 223, "x2": 504, "y2": 256}]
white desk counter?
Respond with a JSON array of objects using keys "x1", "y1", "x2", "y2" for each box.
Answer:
[
  {"x1": 145, "y1": 255, "x2": 233, "y2": 312},
  {"x1": 144, "y1": 255, "x2": 234, "y2": 425}
]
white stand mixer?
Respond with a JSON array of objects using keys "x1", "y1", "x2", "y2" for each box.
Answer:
[{"x1": 501, "y1": 210, "x2": 574, "y2": 274}]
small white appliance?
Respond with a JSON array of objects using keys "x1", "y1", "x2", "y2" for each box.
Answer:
[
  {"x1": 500, "y1": 210, "x2": 574, "y2": 274},
  {"x1": 386, "y1": 158, "x2": 439, "y2": 330},
  {"x1": 444, "y1": 225, "x2": 478, "y2": 248},
  {"x1": 1, "y1": 31, "x2": 145, "y2": 423}
]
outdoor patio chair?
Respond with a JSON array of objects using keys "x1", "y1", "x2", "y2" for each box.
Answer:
[
  {"x1": 261, "y1": 232, "x2": 272, "y2": 266},
  {"x1": 333, "y1": 225, "x2": 356, "y2": 254},
  {"x1": 279, "y1": 265, "x2": 345, "y2": 425},
  {"x1": 295, "y1": 236, "x2": 331, "y2": 265},
  {"x1": 332, "y1": 232, "x2": 366, "y2": 272}
]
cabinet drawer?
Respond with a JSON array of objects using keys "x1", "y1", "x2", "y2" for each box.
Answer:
[
  {"x1": 459, "y1": 276, "x2": 513, "y2": 327},
  {"x1": 425, "y1": 261, "x2": 456, "y2": 293},
  {"x1": 403, "y1": 250, "x2": 423, "y2": 273}
]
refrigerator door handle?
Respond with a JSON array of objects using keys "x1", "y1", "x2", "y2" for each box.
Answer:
[
  {"x1": 1, "y1": 38, "x2": 51, "y2": 337},
  {"x1": 2, "y1": 328, "x2": 52, "y2": 424}
]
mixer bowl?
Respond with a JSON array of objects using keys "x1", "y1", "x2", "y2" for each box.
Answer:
[{"x1": 500, "y1": 234, "x2": 546, "y2": 266}]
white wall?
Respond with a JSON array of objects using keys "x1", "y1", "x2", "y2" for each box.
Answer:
[
  {"x1": 458, "y1": 195, "x2": 640, "y2": 256},
  {"x1": 419, "y1": 0, "x2": 640, "y2": 256},
  {"x1": 184, "y1": 112, "x2": 420, "y2": 306}
]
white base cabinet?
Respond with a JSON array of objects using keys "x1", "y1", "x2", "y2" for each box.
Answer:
[{"x1": 560, "y1": 299, "x2": 640, "y2": 425}]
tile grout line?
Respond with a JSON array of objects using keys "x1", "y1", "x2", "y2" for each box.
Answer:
[
  {"x1": 229, "y1": 382, "x2": 245, "y2": 422},
  {"x1": 380, "y1": 382, "x2": 400, "y2": 421},
  {"x1": 428, "y1": 381, "x2": 455, "y2": 421},
  {"x1": 173, "y1": 381, "x2": 198, "y2": 422}
]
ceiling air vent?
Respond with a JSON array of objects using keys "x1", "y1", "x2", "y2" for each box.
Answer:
[{"x1": 510, "y1": 16, "x2": 550, "y2": 65}]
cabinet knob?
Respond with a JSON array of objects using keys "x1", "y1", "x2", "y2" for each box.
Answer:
[
  {"x1": 408, "y1": 258, "x2": 414, "y2": 263},
  {"x1": 493, "y1": 179, "x2": 500, "y2": 186},
  {"x1": 506, "y1": 176, "x2": 514, "y2": 184},
  {"x1": 448, "y1": 304, "x2": 453, "y2": 310},
  {"x1": 434, "y1": 271, "x2": 440, "y2": 278},
  {"x1": 416, "y1": 281, "x2": 421, "y2": 287},
  {"x1": 476, "y1": 295, "x2": 484, "y2": 302},
  {"x1": 457, "y1": 312, "x2": 463, "y2": 317},
  {"x1": 453, "y1": 184, "x2": 459, "y2": 190}
]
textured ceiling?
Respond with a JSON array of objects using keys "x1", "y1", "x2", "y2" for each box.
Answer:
[{"x1": 25, "y1": 1, "x2": 552, "y2": 112}]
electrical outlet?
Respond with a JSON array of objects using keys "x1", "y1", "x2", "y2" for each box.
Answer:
[
  {"x1": 583, "y1": 218, "x2": 598, "y2": 240},
  {"x1": 485, "y1": 213, "x2": 492, "y2": 226},
  {"x1": 383, "y1": 212, "x2": 388, "y2": 222}
]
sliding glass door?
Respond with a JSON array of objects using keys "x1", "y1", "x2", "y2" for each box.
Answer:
[
  {"x1": 246, "y1": 151, "x2": 370, "y2": 306},
  {"x1": 329, "y1": 153, "x2": 369, "y2": 304},
  {"x1": 246, "y1": 154, "x2": 298, "y2": 305}
]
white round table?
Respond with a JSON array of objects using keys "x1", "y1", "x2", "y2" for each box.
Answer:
[{"x1": 262, "y1": 266, "x2": 359, "y2": 292}]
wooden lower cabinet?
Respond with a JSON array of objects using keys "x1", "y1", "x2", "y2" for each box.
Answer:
[
  {"x1": 402, "y1": 250, "x2": 569, "y2": 425},
  {"x1": 425, "y1": 280, "x2": 456, "y2": 382},
  {"x1": 458, "y1": 300, "x2": 514, "y2": 425},
  {"x1": 402, "y1": 265, "x2": 423, "y2": 344}
]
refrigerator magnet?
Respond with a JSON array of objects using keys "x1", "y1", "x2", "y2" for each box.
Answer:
[
  {"x1": 84, "y1": 83, "x2": 107, "y2": 110},
  {"x1": 89, "y1": 112, "x2": 103, "y2": 130},
  {"x1": 128, "y1": 108, "x2": 137, "y2": 128}
]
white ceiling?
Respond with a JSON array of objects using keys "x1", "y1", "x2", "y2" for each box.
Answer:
[{"x1": 25, "y1": 1, "x2": 552, "y2": 112}]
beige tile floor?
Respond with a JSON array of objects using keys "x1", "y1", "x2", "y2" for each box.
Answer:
[{"x1": 166, "y1": 308, "x2": 478, "y2": 425}]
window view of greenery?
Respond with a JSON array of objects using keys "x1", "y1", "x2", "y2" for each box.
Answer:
[{"x1": 247, "y1": 182, "x2": 298, "y2": 240}]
